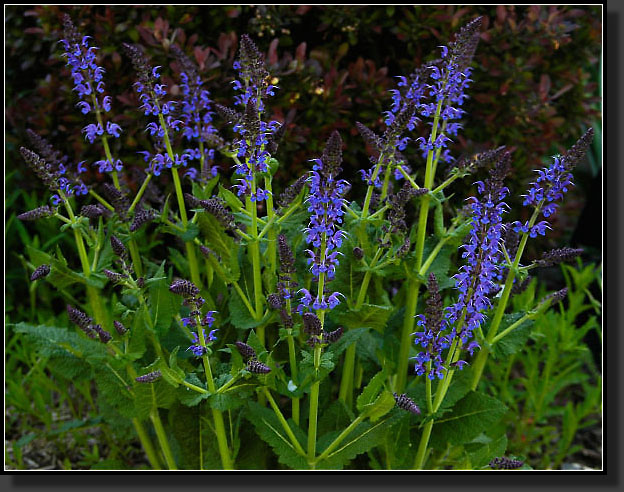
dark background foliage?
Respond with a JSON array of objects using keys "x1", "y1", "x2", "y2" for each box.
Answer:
[{"x1": 6, "y1": 4, "x2": 602, "y2": 309}]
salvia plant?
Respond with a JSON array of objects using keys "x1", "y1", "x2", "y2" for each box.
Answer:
[{"x1": 10, "y1": 15, "x2": 599, "y2": 470}]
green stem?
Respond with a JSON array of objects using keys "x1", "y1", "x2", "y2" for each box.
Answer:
[
  {"x1": 307, "y1": 362, "x2": 321, "y2": 466},
  {"x1": 128, "y1": 238, "x2": 143, "y2": 279},
  {"x1": 157, "y1": 107, "x2": 201, "y2": 288},
  {"x1": 262, "y1": 387, "x2": 306, "y2": 456},
  {"x1": 132, "y1": 418, "x2": 162, "y2": 469},
  {"x1": 60, "y1": 191, "x2": 107, "y2": 327},
  {"x1": 195, "y1": 317, "x2": 233, "y2": 469},
  {"x1": 491, "y1": 312, "x2": 535, "y2": 345},
  {"x1": 129, "y1": 173, "x2": 153, "y2": 214},
  {"x1": 264, "y1": 176, "x2": 277, "y2": 293},
  {"x1": 287, "y1": 333, "x2": 300, "y2": 426},
  {"x1": 396, "y1": 165, "x2": 421, "y2": 190},
  {"x1": 150, "y1": 409, "x2": 177, "y2": 470},
  {"x1": 314, "y1": 414, "x2": 365, "y2": 464},
  {"x1": 88, "y1": 189, "x2": 115, "y2": 213},
  {"x1": 361, "y1": 152, "x2": 386, "y2": 218},
  {"x1": 182, "y1": 379, "x2": 209, "y2": 394},
  {"x1": 395, "y1": 281, "x2": 421, "y2": 393},
  {"x1": 413, "y1": 419, "x2": 434, "y2": 470},
  {"x1": 247, "y1": 187, "x2": 265, "y2": 333},
  {"x1": 307, "y1": 236, "x2": 327, "y2": 466}
]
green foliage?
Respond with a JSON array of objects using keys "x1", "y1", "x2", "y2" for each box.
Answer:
[
  {"x1": 431, "y1": 392, "x2": 508, "y2": 448},
  {"x1": 316, "y1": 412, "x2": 402, "y2": 470},
  {"x1": 245, "y1": 401, "x2": 308, "y2": 469}
]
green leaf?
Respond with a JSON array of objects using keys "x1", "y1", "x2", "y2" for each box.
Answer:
[
  {"x1": 245, "y1": 401, "x2": 308, "y2": 469},
  {"x1": 316, "y1": 412, "x2": 401, "y2": 469},
  {"x1": 356, "y1": 369, "x2": 387, "y2": 412},
  {"x1": 463, "y1": 434, "x2": 508, "y2": 469},
  {"x1": 13, "y1": 322, "x2": 108, "y2": 364},
  {"x1": 133, "y1": 379, "x2": 177, "y2": 421},
  {"x1": 361, "y1": 390, "x2": 396, "y2": 422},
  {"x1": 326, "y1": 327, "x2": 369, "y2": 358},
  {"x1": 490, "y1": 312, "x2": 534, "y2": 359},
  {"x1": 156, "y1": 350, "x2": 186, "y2": 388},
  {"x1": 179, "y1": 222, "x2": 200, "y2": 242},
  {"x1": 26, "y1": 244, "x2": 86, "y2": 289},
  {"x1": 148, "y1": 261, "x2": 179, "y2": 336},
  {"x1": 336, "y1": 305, "x2": 391, "y2": 333},
  {"x1": 421, "y1": 237, "x2": 455, "y2": 289},
  {"x1": 168, "y1": 403, "x2": 200, "y2": 469},
  {"x1": 196, "y1": 212, "x2": 235, "y2": 259},
  {"x1": 177, "y1": 374, "x2": 211, "y2": 407},
  {"x1": 209, "y1": 384, "x2": 253, "y2": 411},
  {"x1": 219, "y1": 184, "x2": 244, "y2": 212},
  {"x1": 127, "y1": 310, "x2": 147, "y2": 360},
  {"x1": 229, "y1": 291, "x2": 264, "y2": 330},
  {"x1": 95, "y1": 364, "x2": 136, "y2": 420},
  {"x1": 430, "y1": 391, "x2": 508, "y2": 448}
]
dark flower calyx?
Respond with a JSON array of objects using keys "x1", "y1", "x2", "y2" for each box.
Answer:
[
  {"x1": 92, "y1": 324, "x2": 112, "y2": 343},
  {"x1": 450, "y1": 16, "x2": 483, "y2": 70},
  {"x1": 324, "y1": 326, "x2": 343, "y2": 343},
  {"x1": 307, "y1": 335, "x2": 321, "y2": 348},
  {"x1": 424, "y1": 273, "x2": 444, "y2": 333},
  {"x1": 104, "y1": 269, "x2": 128, "y2": 283},
  {"x1": 278, "y1": 175, "x2": 307, "y2": 211},
  {"x1": 489, "y1": 457, "x2": 524, "y2": 470},
  {"x1": 543, "y1": 288, "x2": 568, "y2": 305},
  {"x1": 535, "y1": 247, "x2": 583, "y2": 268},
  {"x1": 394, "y1": 393, "x2": 421, "y2": 414},
  {"x1": 185, "y1": 193, "x2": 201, "y2": 209},
  {"x1": 302, "y1": 312, "x2": 322, "y2": 336},
  {"x1": 279, "y1": 309, "x2": 294, "y2": 329},
  {"x1": 267, "y1": 293, "x2": 283, "y2": 309},
  {"x1": 452, "y1": 146, "x2": 507, "y2": 176},
  {"x1": 130, "y1": 208, "x2": 157, "y2": 232},
  {"x1": 136, "y1": 370, "x2": 162, "y2": 383},
  {"x1": 199, "y1": 198, "x2": 236, "y2": 230},
  {"x1": 113, "y1": 320, "x2": 128, "y2": 335},
  {"x1": 356, "y1": 121, "x2": 383, "y2": 154},
  {"x1": 169, "y1": 279, "x2": 200, "y2": 297},
  {"x1": 396, "y1": 237, "x2": 411, "y2": 258},
  {"x1": 110, "y1": 235, "x2": 127, "y2": 259},
  {"x1": 239, "y1": 34, "x2": 268, "y2": 84},
  {"x1": 320, "y1": 131, "x2": 343, "y2": 178},
  {"x1": 235, "y1": 341, "x2": 256, "y2": 359},
  {"x1": 562, "y1": 128, "x2": 594, "y2": 170},
  {"x1": 102, "y1": 183, "x2": 130, "y2": 219},
  {"x1": 215, "y1": 104, "x2": 242, "y2": 125},
  {"x1": 67, "y1": 305, "x2": 92, "y2": 330},
  {"x1": 277, "y1": 234, "x2": 296, "y2": 274},
  {"x1": 199, "y1": 245, "x2": 215, "y2": 258},
  {"x1": 247, "y1": 360, "x2": 271, "y2": 374},
  {"x1": 80, "y1": 204, "x2": 108, "y2": 219},
  {"x1": 242, "y1": 100, "x2": 261, "y2": 138},
  {"x1": 352, "y1": 247, "x2": 364, "y2": 260},
  {"x1": 30, "y1": 264, "x2": 51, "y2": 281},
  {"x1": 18, "y1": 205, "x2": 55, "y2": 221},
  {"x1": 20, "y1": 147, "x2": 58, "y2": 190}
]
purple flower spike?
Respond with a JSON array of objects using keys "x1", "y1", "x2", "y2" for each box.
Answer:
[{"x1": 298, "y1": 131, "x2": 349, "y2": 315}]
